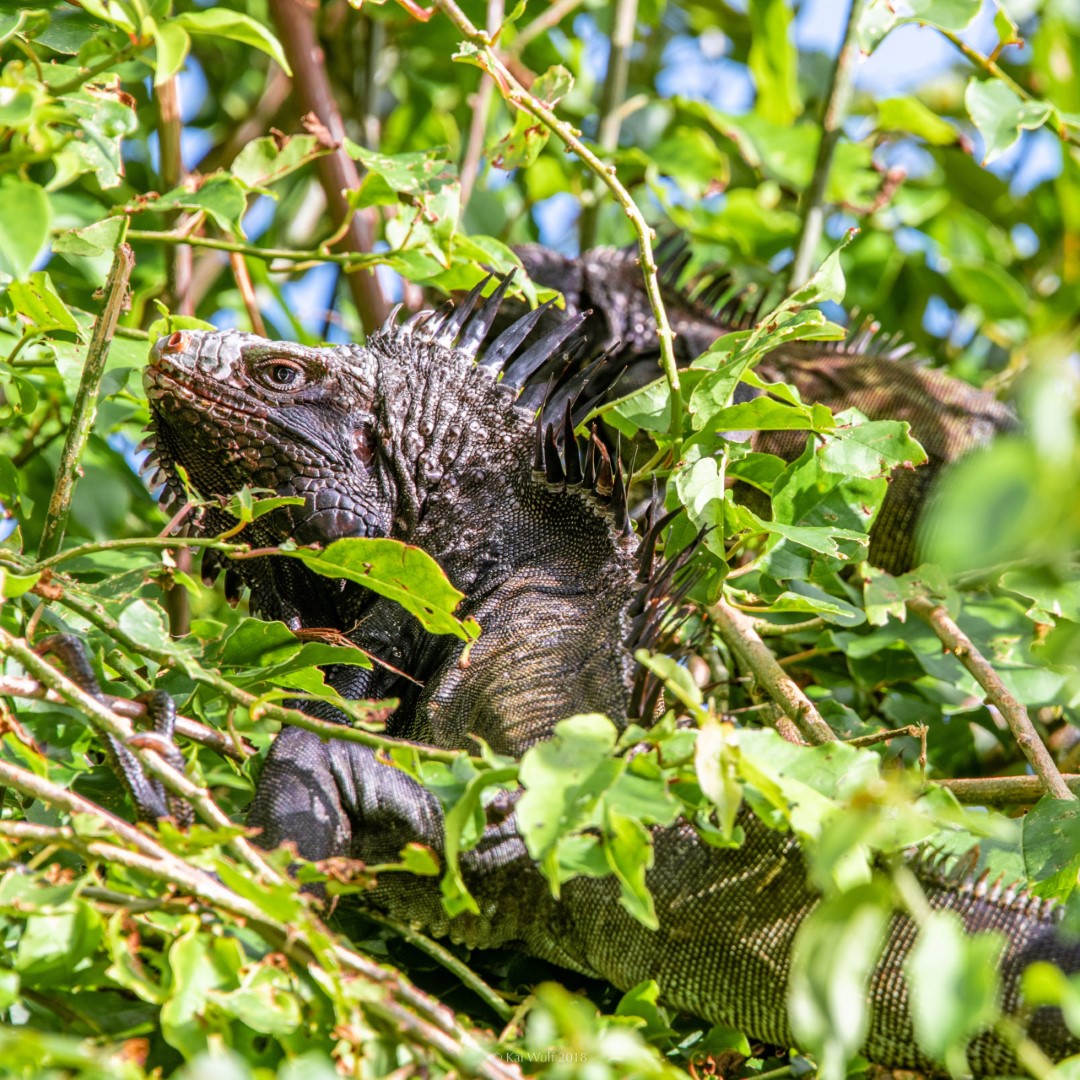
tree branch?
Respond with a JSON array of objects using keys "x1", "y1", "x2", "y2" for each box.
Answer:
[
  {"x1": 459, "y1": 0, "x2": 504, "y2": 212},
  {"x1": 266, "y1": 0, "x2": 387, "y2": 331},
  {"x1": 709, "y1": 598, "x2": 836, "y2": 745},
  {"x1": 578, "y1": 0, "x2": 638, "y2": 250},
  {"x1": 37, "y1": 241, "x2": 134, "y2": 561},
  {"x1": 907, "y1": 595, "x2": 1075, "y2": 802},
  {"x1": 789, "y1": 0, "x2": 866, "y2": 290}
]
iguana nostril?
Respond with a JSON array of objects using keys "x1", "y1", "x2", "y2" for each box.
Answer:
[{"x1": 162, "y1": 331, "x2": 188, "y2": 355}]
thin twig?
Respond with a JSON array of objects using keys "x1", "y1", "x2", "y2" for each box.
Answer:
[
  {"x1": 362, "y1": 909, "x2": 515, "y2": 1021},
  {"x1": 512, "y1": 0, "x2": 585, "y2": 52},
  {"x1": 0, "y1": 674, "x2": 251, "y2": 761},
  {"x1": 265, "y1": 0, "x2": 387, "y2": 331},
  {"x1": 578, "y1": 0, "x2": 637, "y2": 250},
  {"x1": 789, "y1": 0, "x2": 866, "y2": 289},
  {"x1": 907, "y1": 595, "x2": 1075, "y2": 802},
  {"x1": 124, "y1": 228, "x2": 383, "y2": 269},
  {"x1": 427, "y1": 0, "x2": 683, "y2": 447},
  {"x1": 229, "y1": 251, "x2": 268, "y2": 336},
  {"x1": 37, "y1": 242, "x2": 134, "y2": 561},
  {"x1": 460, "y1": 0, "x2": 504, "y2": 211},
  {"x1": 709, "y1": 598, "x2": 836, "y2": 745},
  {"x1": 156, "y1": 75, "x2": 194, "y2": 640}
]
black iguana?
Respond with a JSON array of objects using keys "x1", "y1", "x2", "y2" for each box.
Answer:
[
  {"x1": 490, "y1": 243, "x2": 1019, "y2": 574},
  {"x1": 140, "y1": 287, "x2": 1075, "y2": 1076}
]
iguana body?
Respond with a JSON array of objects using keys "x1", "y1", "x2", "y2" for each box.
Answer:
[
  {"x1": 144, "y1": 291, "x2": 1072, "y2": 1075},
  {"x1": 497, "y1": 244, "x2": 1019, "y2": 573}
]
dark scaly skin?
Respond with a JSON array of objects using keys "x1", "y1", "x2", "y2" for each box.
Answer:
[
  {"x1": 145, "y1": 321, "x2": 1075, "y2": 1075},
  {"x1": 499, "y1": 244, "x2": 1019, "y2": 573}
]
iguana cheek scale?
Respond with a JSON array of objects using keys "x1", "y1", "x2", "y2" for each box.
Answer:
[{"x1": 143, "y1": 280, "x2": 1078, "y2": 1075}]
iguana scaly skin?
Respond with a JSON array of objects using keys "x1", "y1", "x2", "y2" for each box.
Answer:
[
  {"x1": 495, "y1": 244, "x2": 1019, "y2": 574},
  {"x1": 144, "y1": 292, "x2": 1073, "y2": 1075}
]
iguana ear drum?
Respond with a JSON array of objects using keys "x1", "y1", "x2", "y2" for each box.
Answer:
[{"x1": 353, "y1": 423, "x2": 375, "y2": 467}]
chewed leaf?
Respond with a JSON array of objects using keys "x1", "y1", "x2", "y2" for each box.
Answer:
[{"x1": 281, "y1": 537, "x2": 478, "y2": 640}]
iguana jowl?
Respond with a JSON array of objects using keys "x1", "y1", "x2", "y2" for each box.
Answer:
[{"x1": 144, "y1": 285, "x2": 1075, "y2": 1075}]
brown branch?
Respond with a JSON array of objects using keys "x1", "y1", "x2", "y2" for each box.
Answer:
[
  {"x1": 939, "y1": 774, "x2": 1080, "y2": 805},
  {"x1": 907, "y1": 596, "x2": 1075, "y2": 802},
  {"x1": 37, "y1": 242, "x2": 134, "y2": 561},
  {"x1": 459, "y1": 0, "x2": 503, "y2": 211},
  {"x1": 709, "y1": 599, "x2": 836, "y2": 745},
  {"x1": 229, "y1": 251, "x2": 268, "y2": 336},
  {"x1": 266, "y1": 0, "x2": 387, "y2": 331}
]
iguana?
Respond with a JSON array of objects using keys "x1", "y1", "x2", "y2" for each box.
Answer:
[
  {"x1": 140, "y1": 285, "x2": 1076, "y2": 1076},
  {"x1": 490, "y1": 243, "x2": 1019, "y2": 574}
]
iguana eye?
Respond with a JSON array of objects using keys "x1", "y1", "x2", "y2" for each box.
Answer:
[{"x1": 258, "y1": 359, "x2": 306, "y2": 391}]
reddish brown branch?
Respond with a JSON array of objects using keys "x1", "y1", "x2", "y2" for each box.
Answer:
[{"x1": 266, "y1": 0, "x2": 387, "y2": 332}]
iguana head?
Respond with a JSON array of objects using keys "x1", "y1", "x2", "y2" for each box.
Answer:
[{"x1": 145, "y1": 328, "x2": 389, "y2": 547}]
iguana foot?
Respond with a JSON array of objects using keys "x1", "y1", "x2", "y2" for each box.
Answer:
[{"x1": 35, "y1": 634, "x2": 194, "y2": 827}]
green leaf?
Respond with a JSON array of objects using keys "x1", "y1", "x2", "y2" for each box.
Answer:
[
  {"x1": 150, "y1": 175, "x2": 249, "y2": 235},
  {"x1": 16, "y1": 904, "x2": 103, "y2": 984},
  {"x1": 946, "y1": 256, "x2": 1029, "y2": 320},
  {"x1": 819, "y1": 414, "x2": 929, "y2": 478},
  {"x1": 748, "y1": 0, "x2": 801, "y2": 125},
  {"x1": 0, "y1": 176, "x2": 50, "y2": 279},
  {"x1": 877, "y1": 96, "x2": 960, "y2": 145},
  {"x1": 52, "y1": 217, "x2": 126, "y2": 258},
  {"x1": 0, "y1": 568, "x2": 41, "y2": 599},
  {"x1": 231, "y1": 134, "x2": 324, "y2": 188},
  {"x1": 532, "y1": 65, "x2": 573, "y2": 107},
  {"x1": 965, "y1": 78, "x2": 1052, "y2": 165},
  {"x1": 1022, "y1": 797, "x2": 1080, "y2": 901},
  {"x1": 603, "y1": 808, "x2": 658, "y2": 929},
  {"x1": 695, "y1": 721, "x2": 743, "y2": 843},
  {"x1": 7, "y1": 271, "x2": 81, "y2": 336},
  {"x1": 281, "y1": 538, "x2": 478, "y2": 640},
  {"x1": 152, "y1": 20, "x2": 191, "y2": 84},
  {"x1": 490, "y1": 108, "x2": 550, "y2": 170},
  {"x1": 517, "y1": 714, "x2": 624, "y2": 887},
  {"x1": 905, "y1": 911, "x2": 1004, "y2": 1071},
  {"x1": 173, "y1": 10, "x2": 290, "y2": 74},
  {"x1": 788, "y1": 882, "x2": 892, "y2": 1080}
]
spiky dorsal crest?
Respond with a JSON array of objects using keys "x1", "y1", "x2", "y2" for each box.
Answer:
[
  {"x1": 654, "y1": 234, "x2": 917, "y2": 361},
  {"x1": 397, "y1": 271, "x2": 704, "y2": 722}
]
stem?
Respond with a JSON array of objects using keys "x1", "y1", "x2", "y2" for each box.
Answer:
[
  {"x1": 459, "y1": 0, "x2": 504, "y2": 212},
  {"x1": 939, "y1": 774, "x2": 1080, "y2": 805},
  {"x1": 512, "y1": 0, "x2": 585, "y2": 52},
  {"x1": 429, "y1": 0, "x2": 683, "y2": 447},
  {"x1": 362, "y1": 909, "x2": 514, "y2": 1021},
  {"x1": 37, "y1": 241, "x2": 134, "y2": 561},
  {"x1": 125, "y1": 228, "x2": 384, "y2": 269},
  {"x1": 709, "y1": 597, "x2": 836, "y2": 745},
  {"x1": 578, "y1": 0, "x2": 638, "y2": 250},
  {"x1": 788, "y1": 0, "x2": 866, "y2": 290},
  {"x1": 33, "y1": 534, "x2": 249, "y2": 571},
  {"x1": 907, "y1": 596, "x2": 1075, "y2": 801},
  {"x1": 266, "y1": 0, "x2": 387, "y2": 332},
  {"x1": 229, "y1": 251, "x2": 268, "y2": 336},
  {"x1": 49, "y1": 43, "x2": 139, "y2": 95}
]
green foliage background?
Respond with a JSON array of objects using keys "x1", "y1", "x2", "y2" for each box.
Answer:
[{"x1": 0, "y1": 0, "x2": 1079, "y2": 1077}]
